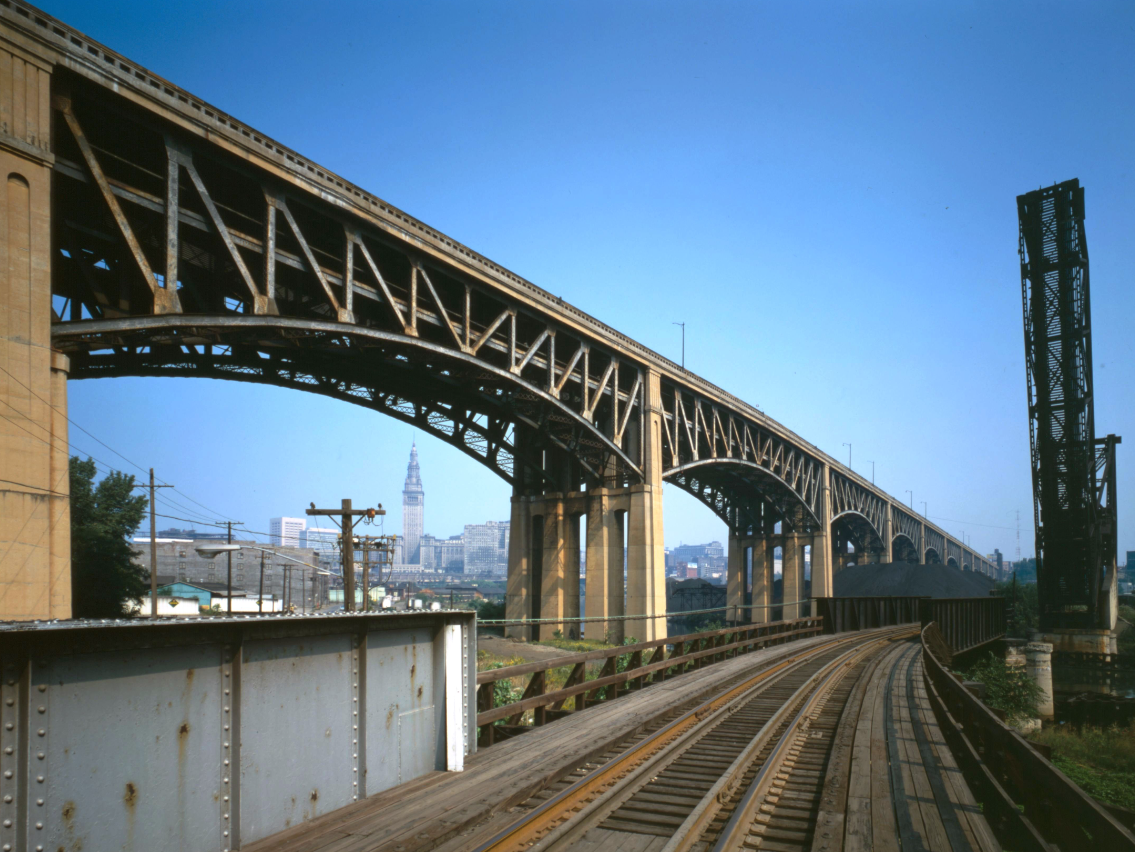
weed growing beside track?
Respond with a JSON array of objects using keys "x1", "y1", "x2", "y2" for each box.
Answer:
[{"x1": 1029, "y1": 723, "x2": 1135, "y2": 811}]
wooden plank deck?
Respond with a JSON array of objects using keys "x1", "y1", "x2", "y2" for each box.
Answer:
[{"x1": 852, "y1": 640, "x2": 999, "y2": 852}]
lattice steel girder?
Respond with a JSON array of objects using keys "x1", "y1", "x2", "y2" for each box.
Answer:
[
  {"x1": 53, "y1": 317, "x2": 641, "y2": 489},
  {"x1": 48, "y1": 76, "x2": 649, "y2": 489},
  {"x1": 659, "y1": 384, "x2": 823, "y2": 527},
  {"x1": 829, "y1": 470, "x2": 886, "y2": 541},
  {"x1": 1018, "y1": 179, "x2": 1115, "y2": 629}
]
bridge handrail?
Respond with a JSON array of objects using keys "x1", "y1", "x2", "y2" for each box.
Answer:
[
  {"x1": 921, "y1": 622, "x2": 1135, "y2": 852},
  {"x1": 476, "y1": 617, "x2": 823, "y2": 744},
  {"x1": 476, "y1": 617, "x2": 818, "y2": 685}
]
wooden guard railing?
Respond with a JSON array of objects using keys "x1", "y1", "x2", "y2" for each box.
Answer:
[
  {"x1": 921, "y1": 622, "x2": 1135, "y2": 852},
  {"x1": 476, "y1": 617, "x2": 823, "y2": 747}
]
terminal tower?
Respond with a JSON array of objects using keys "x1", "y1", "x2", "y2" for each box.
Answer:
[{"x1": 402, "y1": 442, "x2": 424, "y2": 564}]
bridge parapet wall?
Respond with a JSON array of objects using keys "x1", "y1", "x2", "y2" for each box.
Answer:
[{"x1": 0, "y1": 611, "x2": 475, "y2": 852}]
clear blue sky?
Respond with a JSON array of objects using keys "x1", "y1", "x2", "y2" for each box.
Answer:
[{"x1": 50, "y1": 0, "x2": 1134, "y2": 560}]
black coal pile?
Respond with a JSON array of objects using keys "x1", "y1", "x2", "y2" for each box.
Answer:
[{"x1": 832, "y1": 562, "x2": 996, "y2": 598}]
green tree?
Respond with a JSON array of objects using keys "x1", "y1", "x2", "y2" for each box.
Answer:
[
  {"x1": 994, "y1": 576, "x2": 1039, "y2": 638},
  {"x1": 69, "y1": 457, "x2": 149, "y2": 618}
]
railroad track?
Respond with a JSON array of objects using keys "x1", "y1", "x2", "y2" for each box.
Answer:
[{"x1": 471, "y1": 627, "x2": 915, "y2": 852}]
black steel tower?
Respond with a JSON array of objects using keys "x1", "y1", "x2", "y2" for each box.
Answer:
[{"x1": 1017, "y1": 179, "x2": 1120, "y2": 630}]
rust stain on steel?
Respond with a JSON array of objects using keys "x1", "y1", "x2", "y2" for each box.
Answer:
[{"x1": 123, "y1": 782, "x2": 138, "y2": 809}]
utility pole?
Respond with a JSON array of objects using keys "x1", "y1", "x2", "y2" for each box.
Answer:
[
  {"x1": 905, "y1": 490, "x2": 913, "y2": 509},
  {"x1": 306, "y1": 500, "x2": 384, "y2": 612},
  {"x1": 136, "y1": 469, "x2": 174, "y2": 619},
  {"x1": 843, "y1": 443, "x2": 852, "y2": 469},
  {"x1": 360, "y1": 537, "x2": 371, "y2": 612},
  {"x1": 356, "y1": 534, "x2": 397, "y2": 611},
  {"x1": 218, "y1": 520, "x2": 244, "y2": 614},
  {"x1": 921, "y1": 501, "x2": 927, "y2": 518},
  {"x1": 258, "y1": 549, "x2": 266, "y2": 613},
  {"x1": 867, "y1": 460, "x2": 875, "y2": 484},
  {"x1": 1015, "y1": 509, "x2": 1021, "y2": 563},
  {"x1": 672, "y1": 322, "x2": 685, "y2": 368}
]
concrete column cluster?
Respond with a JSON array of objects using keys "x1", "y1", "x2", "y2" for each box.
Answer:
[{"x1": 504, "y1": 371, "x2": 667, "y2": 643}]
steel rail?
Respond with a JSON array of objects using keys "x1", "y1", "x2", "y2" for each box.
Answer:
[
  {"x1": 707, "y1": 631, "x2": 914, "y2": 852},
  {"x1": 471, "y1": 628, "x2": 911, "y2": 852},
  {"x1": 663, "y1": 630, "x2": 909, "y2": 852}
]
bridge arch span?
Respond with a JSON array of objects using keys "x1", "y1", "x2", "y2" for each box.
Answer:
[
  {"x1": 892, "y1": 533, "x2": 919, "y2": 563},
  {"x1": 54, "y1": 315, "x2": 642, "y2": 490},
  {"x1": 925, "y1": 547, "x2": 942, "y2": 564},
  {"x1": 663, "y1": 457, "x2": 820, "y2": 534}
]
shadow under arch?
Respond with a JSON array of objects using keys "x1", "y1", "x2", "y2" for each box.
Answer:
[
  {"x1": 831, "y1": 509, "x2": 883, "y2": 542},
  {"x1": 52, "y1": 315, "x2": 642, "y2": 489},
  {"x1": 891, "y1": 533, "x2": 919, "y2": 563},
  {"x1": 924, "y1": 547, "x2": 942, "y2": 564},
  {"x1": 663, "y1": 456, "x2": 820, "y2": 534}
]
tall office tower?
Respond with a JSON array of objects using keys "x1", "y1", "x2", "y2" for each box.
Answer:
[
  {"x1": 269, "y1": 517, "x2": 306, "y2": 547},
  {"x1": 464, "y1": 521, "x2": 510, "y2": 575},
  {"x1": 402, "y1": 442, "x2": 424, "y2": 564}
]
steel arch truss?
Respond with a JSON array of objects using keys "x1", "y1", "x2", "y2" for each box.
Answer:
[
  {"x1": 54, "y1": 317, "x2": 642, "y2": 489},
  {"x1": 664, "y1": 458, "x2": 816, "y2": 535},
  {"x1": 892, "y1": 508, "x2": 922, "y2": 549},
  {"x1": 659, "y1": 383, "x2": 823, "y2": 529},
  {"x1": 925, "y1": 527, "x2": 946, "y2": 563},
  {"x1": 829, "y1": 471, "x2": 886, "y2": 539},
  {"x1": 49, "y1": 76, "x2": 647, "y2": 489}
]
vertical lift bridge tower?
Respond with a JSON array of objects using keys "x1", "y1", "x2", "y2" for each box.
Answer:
[{"x1": 1017, "y1": 179, "x2": 1121, "y2": 652}]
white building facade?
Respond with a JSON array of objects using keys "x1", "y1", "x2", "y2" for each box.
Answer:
[{"x1": 269, "y1": 517, "x2": 306, "y2": 547}]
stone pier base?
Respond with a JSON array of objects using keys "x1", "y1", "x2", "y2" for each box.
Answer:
[{"x1": 1032, "y1": 628, "x2": 1117, "y2": 655}]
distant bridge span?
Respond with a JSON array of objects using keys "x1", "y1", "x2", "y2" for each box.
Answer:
[{"x1": 0, "y1": 1, "x2": 996, "y2": 627}]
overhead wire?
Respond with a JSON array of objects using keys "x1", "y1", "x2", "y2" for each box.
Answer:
[{"x1": 0, "y1": 363, "x2": 241, "y2": 524}]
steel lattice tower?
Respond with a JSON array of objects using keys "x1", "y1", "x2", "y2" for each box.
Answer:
[{"x1": 1017, "y1": 179, "x2": 1119, "y2": 630}]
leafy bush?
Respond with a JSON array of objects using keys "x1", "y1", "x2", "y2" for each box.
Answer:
[
  {"x1": 1118, "y1": 606, "x2": 1135, "y2": 655},
  {"x1": 958, "y1": 652, "x2": 1042, "y2": 723},
  {"x1": 994, "y1": 577, "x2": 1038, "y2": 637},
  {"x1": 1031, "y1": 723, "x2": 1135, "y2": 811}
]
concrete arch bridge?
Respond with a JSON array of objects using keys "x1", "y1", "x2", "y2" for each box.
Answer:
[{"x1": 0, "y1": 1, "x2": 996, "y2": 629}]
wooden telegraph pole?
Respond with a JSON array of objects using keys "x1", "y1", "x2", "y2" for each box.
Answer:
[
  {"x1": 135, "y1": 469, "x2": 174, "y2": 619},
  {"x1": 356, "y1": 534, "x2": 397, "y2": 611},
  {"x1": 306, "y1": 500, "x2": 384, "y2": 612}
]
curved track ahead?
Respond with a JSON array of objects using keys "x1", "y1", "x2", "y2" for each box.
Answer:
[{"x1": 471, "y1": 628, "x2": 915, "y2": 852}]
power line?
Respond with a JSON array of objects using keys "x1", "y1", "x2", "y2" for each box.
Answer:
[
  {"x1": 0, "y1": 363, "x2": 241, "y2": 524},
  {"x1": 0, "y1": 477, "x2": 70, "y2": 497},
  {"x1": 926, "y1": 513, "x2": 1034, "y2": 533},
  {"x1": 3, "y1": 406, "x2": 248, "y2": 535}
]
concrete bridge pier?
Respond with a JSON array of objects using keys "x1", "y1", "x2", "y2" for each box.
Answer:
[
  {"x1": 881, "y1": 508, "x2": 894, "y2": 564},
  {"x1": 584, "y1": 487, "x2": 625, "y2": 644},
  {"x1": 782, "y1": 535, "x2": 804, "y2": 619},
  {"x1": 0, "y1": 45, "x2": 71, "y2": 621},
  {"x1": 505, "y1": 372, "x2": 667, "y2": 643}
]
